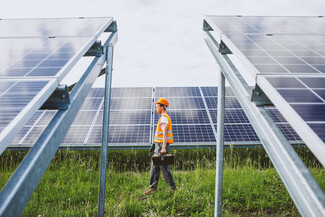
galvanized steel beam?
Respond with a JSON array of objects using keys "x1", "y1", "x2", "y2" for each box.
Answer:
[
  {"x1": 215, "y1": 70, "x2": 225, "y2": 217},
  {"x1": 98, "y1": 44, "x2": 114, "y2": 217}
]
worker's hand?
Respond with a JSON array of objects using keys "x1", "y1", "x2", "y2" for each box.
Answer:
[{"x1": 161, "y1": 148, "x2": 166, "y2": 155}]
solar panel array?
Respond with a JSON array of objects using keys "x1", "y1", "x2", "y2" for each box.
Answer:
[
  {"x1": 204, "y1": 16, "x2": 325, "y2": 145},
  {"x1": 9, "y1": 87, "x2": 302, "y2": 148},
  {"x1": 0, "y1": 17, "x2": 113, "y2": 154}
]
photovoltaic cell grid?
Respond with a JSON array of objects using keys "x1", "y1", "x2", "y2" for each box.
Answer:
[
  {"x1": 207, "y1": 16, "x2": 325, "y2": 35},
  {"x1": 62, "y1": 88, "x2": 152, "y2": 145},
  {"x1": 0, "y1": 37, "x2": 93, "y2": 78},
  {"x1": 1, "y1": 17, "x2": 114, "y2": 152},
  {"x1": 0, "y1": 79, "x2": 57, "y2": 152},
  {"x1": 205, "y1": 16, "x2": 325, "y2": 144},
  {"x1": 225, "y1": 34, "x2": 325, "y2": 75},
  {"x1": 265, "y1": 76, "x2": 325, "y2": 142},
  {"x1": 203, "y1": 87, "x2": 301, "y2": 142},
  {"x1": 10, "y1": 87, "x2": 302, "y2": 147}
]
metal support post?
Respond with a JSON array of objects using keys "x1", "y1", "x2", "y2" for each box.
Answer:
[
  {"x1": 215, "y1": 70, "x2": 225, "y2": 217},
  {"x1": 98, "y1": 44, "x2": 114, "y2": 217}
]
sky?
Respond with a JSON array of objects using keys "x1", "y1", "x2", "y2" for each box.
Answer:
[{"x1": 1, "y1": 0, "x2": 325, "y2": 87}]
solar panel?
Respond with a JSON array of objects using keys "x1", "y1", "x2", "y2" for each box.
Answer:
[
  {"x1": 263, "y1": 76, "x2": 325, "y2": 127},
  {"x1": 209, "y1": 109, "x2": 250, "y2": 124},
  {"x1": 223, "y1": 124, "x2": 259, "y2": 142},
  {"x1": 9, "y1": 87, "x2": 304, "y2": 147},
  {"x1": 156, "y1": 97, "x2": 205, "y2": 109},
  {"x1": 206, "y1": 16, "x2": 325, "y2": 35},
  {"x1": 308, "y1": 123, "x2": 325, "y2": 142},
  {"x1": 111, "y1": 87, "x2": 153, "y2": 98},
  {"x1": 0, "y1": 37, "x2": 98, "y2": 81},
  {"x1": 154, "y1": 110, "x2": 211, "y2": 124},
  {"x1": 96, "y1": 110, "x2": 152, "y2": 125},
  {"x1": 0, "y1": 17, "x2": 113, "y2": 37},
  {"x1": 85, "y1": 125, "x2": 151, "y2": 144},
  {"x1": 171, "y1": 125, "x2": 216, "y2": 143},
  {"x1": 62, "y1": 126, "x2": 91, "y2": 144},
  {"x1": 110, "y1": 98, "x2": 152, "y2": 110},
  {"x1": 0, "y1": 79, "x2": 57, "y2": 153},
  {"x1": 205, "y1": 97, "x2": 242, "y2": 109},
  {"x1": 155, "y1": 87, "x2": 201, "y2": 97},
  {"x1": 201, "y1": 86, "x2": 235, "y2": 97},
  {"x1": 224, "y1": 34, "x2": 325, "y2": 76}
]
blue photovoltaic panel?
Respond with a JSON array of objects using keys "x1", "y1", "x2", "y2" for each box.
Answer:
[
  {"x1": 111, "y1": 87, "x2": 153, "y2": 98},
  {"x1": 265, "y1": 107, "x2": 287, "y2": 123},
  {"x1": 154, "y1": 110, "x2": 210, "y2": 124},
  {"x1": 88, "y1": 88, "x2": 105, "y2": 97},
  {"x1": 277, "y1": 123, "x2": 301, "y2": 141},
  {"x1": 265, "y1": 76, "x2": 325, "y2": 126},
  {"x1": 225, "y1": 34, "x2": 325, "y2": 75},
  {"x1": 62, "y1": 126, "x2": 91, "y2": 144},
  {"x1": 96, "y1": 110, "x2": 152, "y2": 125},
  {"x1": 155, "y1": 87, "x2": 201, "y2": 98},
  {"x1": 205, "y1": 97, "x2": 242, "y2": 109},
  {"x1": 201, "y1": 86, "x2": 235, "y2": 97},
  {"x1": 209, "y1": 109, "x2": 250, "y2": 124},
  {"x1": 201, "y1": 87, "x2": 218, "y2": 97},
  {"x1": 0, "y1": 37, "x2": 93, "y2": 78},
  {"x1": 154, "y1": 97, "x2": 205, "y2": 110},
  {"x1": 0, "y1": 17, "x2": 113, "y2": 37},
  {"x1": 72, "y1": 111, "x2": 97, "y2": 125},
  {"x1": 110, "y1": 98, "x2": 152, "y2": 110},
  {"x1": 171, "y1": 125, "x2": 216, "y2": 143},
  {"x1": 308, "y1": 123, "x2": 325, "y2": 142},
  {"x1": 207, "y1": 16, "x2": 325, "y2": 35},
  {"x1": 9, "y1": 86, "x2": 304, "y2": 147},
  {"x1": 21, "y1": 126, "x2": 46, "y2": 145},
  {"x1": 80, "y1": 98, "x2": 103, "y2": 110},
  {"x1": 0, "y1": 79, "x2": 56, "y2": 153},
  {"x1": 10, "y1": 126, "x2": 31, "y2": 145},
  {"x1": 85, "y1": 125, "x2": 151, "y2": 144},
  {"x1": 223, "y1": 124, "x2": 259, "y2": 142},
  {"x1": 0, "y1": 80, "x2": 51, "y2": 133}
]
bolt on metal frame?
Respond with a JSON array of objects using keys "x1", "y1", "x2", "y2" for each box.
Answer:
[
  {"x1": 203, "y1": 28, "x2": 325, "y2": 216},
  {"x1": 0, "y1": 22, "x2": 118, "y2": 217}
]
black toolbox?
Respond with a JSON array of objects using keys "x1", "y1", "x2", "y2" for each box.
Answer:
[{"x1": 152, "y1": 154, "x2": 175, "y2": 166}]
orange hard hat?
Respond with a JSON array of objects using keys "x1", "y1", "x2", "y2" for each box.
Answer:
[{"x1": 155, "y1": 98, "x2": 169, "y2": 107}]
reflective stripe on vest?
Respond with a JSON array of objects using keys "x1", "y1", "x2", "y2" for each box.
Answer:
[{"x1": 154, "y1": 114, "x2": 174, "y2": 144}]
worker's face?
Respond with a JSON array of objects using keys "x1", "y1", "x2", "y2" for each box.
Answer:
[{"x1": 156, "y1": 104, "x2": 163, "y2": 114}]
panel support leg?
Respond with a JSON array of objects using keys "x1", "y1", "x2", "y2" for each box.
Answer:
[
  {"x1": 215, "y1": 69, "x2": 225, "y2": 217},
  {"x1": 98, "y1": 44, "x2": 114, "y2": 217}
]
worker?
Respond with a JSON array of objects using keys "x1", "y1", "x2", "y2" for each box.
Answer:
[{"x1": 144, "y1": 97, "x2": 176, "y2": 194}]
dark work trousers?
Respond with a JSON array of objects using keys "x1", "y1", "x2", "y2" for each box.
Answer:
[{"x1": 149, "y1": 143, "x2": 176, "y2": 188}]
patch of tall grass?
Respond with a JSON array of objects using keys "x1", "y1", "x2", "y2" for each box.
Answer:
[{"x1": 0, "y1": 147, "x2": 324, "y2": 216}]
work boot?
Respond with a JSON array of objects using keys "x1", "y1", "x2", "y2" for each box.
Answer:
[{"x1": 144, "y1": 187, "x2": 157, "y2": 194}]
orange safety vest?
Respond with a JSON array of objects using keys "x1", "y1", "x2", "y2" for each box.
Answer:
[{"x1": 154, "y1": 114, "x2": 174, "y2": 144}]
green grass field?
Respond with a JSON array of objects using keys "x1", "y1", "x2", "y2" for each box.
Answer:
[{"x1": 1, "y1": 148, "x2": 324, "y2": 216}]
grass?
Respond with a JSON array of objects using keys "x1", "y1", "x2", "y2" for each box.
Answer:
[{"x1": 0, "y1": 148, "x2": 324, "y2": 216}]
